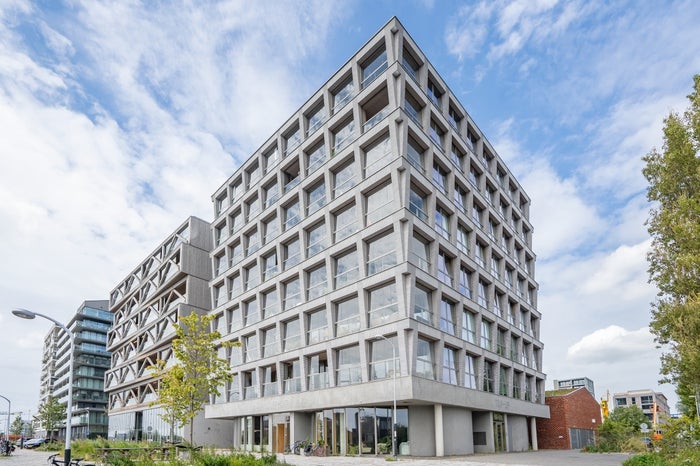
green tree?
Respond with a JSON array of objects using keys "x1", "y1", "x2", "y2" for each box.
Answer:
[
  {"x1": 150, "y1": 311, "x2": 235, "y2": 446},
  {"x1": 597, "y1": 406, "x2": 649, "y2": 451},
  {"x1": 10, "y1": 414, "x2": 23, "y2": 436},
  {"x1": 36, "y1": 396, "x2": 66, "y2": 441},
  {"x1": 643, "y1": 74, "x2": 700, "y2": 412}
]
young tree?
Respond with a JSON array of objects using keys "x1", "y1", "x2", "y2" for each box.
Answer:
[
  {"x1": 10, "y1": 415, "x2": 23, "y2": 436},
  {"x1": 36, "y1": 396, "x2": 66, "y2": 441},
  {"x1": 150, "y1": 311, "x2": 235, "y2": 446},
  {"x1": 643, "y1": 74, "x2": 700, "y2": 411},
  {"x1": 597, "y1": 405, "x2": 649, "y2": 451}
]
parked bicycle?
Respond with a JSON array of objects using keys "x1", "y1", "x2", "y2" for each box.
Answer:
[
  {"x1": 48, "y1": 453, "x2": 91, "y2": 466},
  {"x1": 285, "y1": 439, "x2": 303, "y2": 455}
]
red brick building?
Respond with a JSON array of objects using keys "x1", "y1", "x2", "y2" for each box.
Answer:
[{"x1": 536, "y1": 387, "x2": 602, "y2": 449}]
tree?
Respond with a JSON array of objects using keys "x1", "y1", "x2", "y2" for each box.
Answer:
[
  {"x1": 36, "y1": 396, "x2": 66, "y2": 441},
  {"x1": 643, "y1": 74, "x2": 700, "y2": 412},
  {"x1": 597, "y1": 405, "x2": 649, "y2": 451},
  {"x1": 10, "y1": 415, "x2": 23, "y2": 436},
  {"x1": 150, "y1": 311, "x2": 235, "y2": 446}
]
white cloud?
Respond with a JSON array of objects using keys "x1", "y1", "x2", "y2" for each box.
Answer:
[{"x1": 567, "y1": 325, "x2": 655, "y2": 365}]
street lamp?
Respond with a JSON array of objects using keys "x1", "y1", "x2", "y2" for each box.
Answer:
[
  {"x1": 12, "y1": 308, "x2": 75, "y2": 464},
  {"x1": 373, "y1": 335, "x2": 397, "y2": 459},
  {"x1": 0, "y1": 395, "x2": 9, "y2": 444}
]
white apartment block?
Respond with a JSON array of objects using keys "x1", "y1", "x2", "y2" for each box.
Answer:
[
  {"x1": 613, "y1": 389, "x2": 670, "y2": 422},
  {"x1": 205, "y1": 17, "x2": 548, "y2": 456}
]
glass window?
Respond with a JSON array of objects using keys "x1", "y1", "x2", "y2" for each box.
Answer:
[
  {"x1": 334, "y1": 204, "x2": 359, "y2": 241},
  {"x1": 361, "y1": 47, "x2": 387, "y2": 88},
  {"x1": 448, "y1": 106, "x2": 461, "y2": 131},
  {"x1": 336, "y1": 345, "x2": 362, "y2": 386},
  {"x1": 214, "y1": 253, "x2": 227, "y2": 276},
  {"x1": 284, "y1": 162, "x2": 301, "y2": 193},
  {"x1": 427, "y1": 79, "x2": 441, "y2": 106},
  {"x1": 284, "y1": 199, "x2": 301, "y2": 230},
  {"x1": 283, "y1": 359, "x2": 302, "y2": 393},
  {"x1": 333, "y1": 161, "x2": 357, "y2": 198},
  {"x1": 366, "y1": 184, "x2": 393, "y2": 224},
  {"x1": 367, "y1": 232, "x2": 397, "y2": 275},
  {"x1": 416, "y1": 337, "x2": 434, "y2": 379},
  {"x1": 491, "y1": 254, "x2": 501, "y2": 279},
  {"x1": 262, "y1": 326, "x2": 278, "y2": 358},
  {"x1": 510, "y1": 335, "x2": 519, "y2": 361},
  {"x1": 439, "y1": 298, "x2": 455, "y2": 335},
  {"x1": 497, "y1": 328, "x2": 507, "y2": 356},
  {"x1": 481, "y1": 320, "x2": 492, "y2": 350},
  {"x1": 402, "y1": 47, "x2": 420, "y2": 79},
  {"x1": 307, "y1": 264, "x2": 328, "y2": 300},
  {"x1": 262, "y1": 288, "x2": 279, "y2": 318},
  {"x1": 229, "y1": 241, "x2": 243, "y2": 267},
  {"x1": 283, "y1": 277, "x2": 302, "y2": 310},
  {"x1": 227, "y1": 306, "x2": 242, "y2": 334},
  {"x1": 472, "y1": 204, "x2": 483, "y2": 229},
  {"x1": 307, "y1": 182, "x2": 326, "y2": 215},
  {"x1": 231, "y1": 179, "x2": 243, "y2": 201},
  {"x1": 465, "y1": 353, "x2": 477, "y2": 389},
  {"x1": 307, "y1": 353, "x2": 329, "y2": 390},
  {"x1": 454, "y1": 186, "x2": 467, "y2": 213},
  {"x1": 244, "y1": 333, "x2": 259, "y2": 361},
  {"x1": 409, "y1": 186, "x2": 428, "y2": 222},
  {"x1": 262, "y1": 364, "x2": 277, "y2": 396},
  {"x1": 244, "y1": 263, "x2": 259, "y2": 290},
  {"x1": 284, "y1": 237, "x2": 301, "y2": 270},
  {"x1": 306, "y1": 222, "x2": 327, "y2": 257},
  {"x1": 263, "y1": 216, "x2": 279, "y2": 244},
  {"x1": 284, "y1": 318, "x2": 301, "y2": 350},
  {"x1": 407, "y1": 135, "x2": 424, "y2": 171},
  {"x1": 263, "y1": 146, "x2": 279, "y2": 173},
  {"x1": 442, "y1": 347, "x2": 458, "y2": 385},
  {"x1": 469, "y1": 166, "x2": 480, "y2": 189},
  {"x1": 245, "y1": 298, "x2": 259, "y2": 326},
  {"x1": 368, "y1": 282, "x2": 398, "y2": 326},
  {"x1": 475, "y1": 242, "x2": 486, "y2": 267},
  {"x1": 307, "y1": 309, "x2": 328, "y2": 345},
  {"x1": 306, "y1": 143, "x2": 327, "y2": 176},
  {"x1": 477, "y1": 280, "x2": 488, "y2": 308},
  {"x1": 214, "y1": 283, "x2": 225, "y2": 307},
  {"x1": 370, "y1": 335, "x2": 399, "y2": 380},
  {"x1": 432, "y1": 163, "x2": 448, "y2": 194},
  {"x1": 246, "y1": 195, "x2": 260, "y2": 220},
  {"x1": 462, "y1": 310, "x2": 476, "y2": 344},
  {"x1": 459, "y1": 267, "x2": 472, "y2": 298},
  {"x1": 512, "y1": 371, "x2": 522, "y2": 398},
  {"x1": 409, "y1": 233, "x2": 430, "y2": 269},
  {"x1": 228, "y1": 274, "x2": 242, "y2": 300},
  {"x1": 284, "y1": 125, "x2": 301, "y2": 156},
  {"x1": 332, "y1": 76, "x2": 354, "y2": 112},
  {"x1": 307, "y1": 105, "x2": 326, "y2": 136},
  {"x1": 230, "y1": 210, "x2": 243, "y2": 234},
  {"x1": 483, "y1": 362, "x2": 494, "y2": 393},
  {"x1": 364, "y1": 134, "x2": 391, "y2": 176},
  {"x1": 333, "y1": 118, "x2": 355, "y2": 153},
  {"x1": 499, "y1": 366, "x2": 509, "y2": 396},
  {"x1": 404, "y1": 93, "x2": 422, "y2": 127},
  {"x1": 215, "y1": 223, "x2": 227, "y2": 246},
  {"x1": 493, "y1": 292, "x2": 503, "y2": 317},
  {"x1": 413, "y1": 286, "x2": 431, "y2": 323},
  {"x1": 429, "y1": 120, "x2": 444, "y2": 150},
  {"x1": 245, "y1": 229, "x2": 260, "y2": 255},
  {"x1": 437, "y1": 252, "x2": 452, "y2": 286},
  {"x1": 456, "y1": 225, "x2": 470, "y2": 255},
  {"x1": 435, "y1": 206, "x2": 450, "y2": 239},
  {"x1": 335, "y1": 249, "x2": 359, "y2": 288},
  {"x1": 335, "y1": 296, "x2": 360, "y2": 337}
]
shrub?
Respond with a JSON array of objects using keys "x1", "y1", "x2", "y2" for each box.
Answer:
[{"x1": 623, "y1": 453, "x2": 668, "y2": 466}]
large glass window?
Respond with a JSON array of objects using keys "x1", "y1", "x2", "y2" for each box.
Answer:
[
  {"x1": 263, "y1": 146, "x2": 279, "y2": 174},
  {"x1": 439, "y1": 298, "x2": 455, "y2": 335},
  {"x1": 244, "y1": 263, "x2": 259, "y2": 290},
  {"x1": 364, "y1": 134, "x2": 391, "y2": 176},
  {"x1": 429, "y1": 120, "x2": 444, "y2": 150},
  {"x1": 246, "y1": 194, "x2": 260, "y2": 220},
  {"x1": 465, "y1": 353, "x2": 477, "y2": 389},
  {"x1": 335, "y1": 296, "x2": 360, "y2": 336},
  {"x1": 263, "y1": 216, "x2": 279, "y2": 244},
  {"x1": 432, "y1": 163, "x2": 448, "y2": 194},
  {"x1": 283, "y1": 277, "x2": 302, "y2": 310},
  {"x1": 307, "y1": 264, "x2": 328, "y2": 300},
  {"x1": 336, "y1": 345, "x2": 361, "y2": 386},
  {"x1": 483, "y1": 361, "x2": 494, "y2": 393},
  {"x1": 307, "y1": 182, "x2": 326, "y2": 215},
  {"x1": 456, "y1": 225, "x2": 470, "y2": 255},
  {"x1": 404, "y1": 93, "x2": 422, "y2": 128},
  {"x1": 454, "y1": 186, "x2": 467, "y2": 214},
  {"x1": 332, "y1": 76, "x2": 354, "y2": 112},
  {"x1": 437, "y1": 251, "x2": 452, "y2": 286},
  {"x1": 263, "y1": 252, "x2": 278, "y2": 280},
  {"x1": 409, "y1": 186, "x2": 428, "y2": 222},
  {"x1": 361, "y1": 47, "x2": 387, "y2": 88},
  {"x1": 262, "y1": 288, "x2": 279, "y2": 318},
  {"x1": 284, "y1": 237, "x2": 301, "y2": 270},
  {"x1": 244, "y1": 299, "x2": 259, "y2": 326},
  {"x1": 335, "y1": 249, "x2": 359, "y2": 288},
  {"x1": 284, "y1": 199, "x2": 301, "y2": 230},
  {"x1": 370, "y1": 335, "x2": 399, "y2": 380},
  {"x1": 306, "y1": 142, "x2": 326, "y2": 175},
  {"x1": 307, "y1": 105, "x2": 326, "y2": 136},
  {"x1": 244, "y1": 333, "x2": 259, "y2": 361},
  {"x1": 416, "y1": 337, "x2": 434, "y2": 379},
  {"x1": 283, "y1": 359, "x2": 302, "y2": 393},
  {"x1": 366, "y1": 184, "x2": 393, "y2": 225},
  {"x1": 435, "y1": 207, "x2": 450, "y2": 240},
  {"x1": 459, "y1": 267, "x2": 472, "y2": 298},
  {"x1": 450, "y1": 144, "x2": 465, "y2": 172},
  {"x1": 499, "y1": 366, "x2": 509, "y2": 396},
  {"x1": 480, "y1": 320, "x2": 492, "y2": 350},
  {"x1": 230, "y1": 241, "x2": 243, "y2": 266},
  {"x1": 245, "y1": 229, "x2": 260, "y2": 256},
  {"x1": 284, "y1": 318, "x2": 301, "y2": 350},
  {"x1": 307, "y1": 353, "x2": 329, "y2": 390},
  {"x1": 409, "y1": 233, "x2": 430, "y2": 269},
  {"x1": 333, "y1": 161, "x2": 356, "y2": 198},
  {"x1": 462, "y1": 310, "x2": 476, "y2": 343},
  {"x1": 413, "y1": 286, "x2": 431, "y2": 324},
  {"x1": 334, "y1": 204, "x2": 359, "y2": 241},
  {"x1": 367, "y1": 232, "x2": 396, "y2": 275},
  {"x1": 368, "y1": 282, "x2": 398, "y2": 326},
  {"x1": 333, "y1": 118, "x2": 355, "y2": 153},
  {"x1": 477, "y1": 280, "x2": 488, "y2": 308},
  {"x1": 262, "y1": 365, "x2": 277, "y2": 396},
  {"x1": 262, "y1": 327, "x2": 278, "y2": 358},
  {"x1": 307, "y1": 309, "x2": 328, "y2": 344},
  {"x1": 442, "y1": 347, "x2": 458, "y2": 385},
  {"x1": 307, "y1": 222, "x2": 328, "y2": 257}
]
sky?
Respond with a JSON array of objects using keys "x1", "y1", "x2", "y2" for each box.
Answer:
[{"x1": 1, "y1": 0, "x2": 699, "y2": 421}]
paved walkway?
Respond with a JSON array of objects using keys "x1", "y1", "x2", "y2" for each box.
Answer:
[{"x1": 0, "y1": 447, "x2": 632, "y2": 466}]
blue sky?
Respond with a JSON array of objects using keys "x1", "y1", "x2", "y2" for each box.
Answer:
[{"x1": 1, "y1": 0, "x2": 699, "y2": 419}]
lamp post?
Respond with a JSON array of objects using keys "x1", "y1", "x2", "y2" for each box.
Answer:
[
  {"x1": 374, "y1": 335, "x2": 397, "y2": 459},
  {"x1": 12, "y1": 308, "x2": 75, "y2": 464},
  {"x1": 0, "y1": 395, "x2": 9, "y2": 444}
]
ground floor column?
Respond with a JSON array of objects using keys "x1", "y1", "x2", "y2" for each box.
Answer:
[
  {"x1": 530, "y1": 417, "x2": 538, "y2": 451},
  {"x1": 434, "y1": 404, "x2": 444, "y2": 457}
]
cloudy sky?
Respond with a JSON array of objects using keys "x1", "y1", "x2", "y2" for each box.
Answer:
[{"x1": 2, "y1": 0, "x2": 699, "y2": 419}]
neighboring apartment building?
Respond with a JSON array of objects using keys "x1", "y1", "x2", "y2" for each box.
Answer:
[
  {"x1": 537, "y1": 387, "x2": 601, "y2": 449},
  {"x1": 613, "y1": 389, "x2": 670, "y2": 423},
  {"x1": 552, "y1": 377, "x2": 595, "y2": 398},
  {"x1": 205, "y1": 17, "x2": 548, "y2": 457},
  {"x1": 105, "y1": 217, "x2": 231, "y2": 445},
  {"x1": 40, "y1": 300, "x2": 112, "y2": 440}
]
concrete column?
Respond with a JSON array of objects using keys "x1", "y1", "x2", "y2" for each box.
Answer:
[
  {"x1": 434, "y1": 404, "x2": 444, "y2": 457},
  {"x1": 530, "y1": 417, "x2": 538, "y2": 451}
]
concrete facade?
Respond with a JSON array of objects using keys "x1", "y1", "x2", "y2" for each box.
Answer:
[
  {"x1": 536, "y1": 387, "x2": 601, "y2": 449},
  {"x1": 205, "y1": 17, "x2": 548, "y2": 456},
  {"x1": 552, "y1": 377, "x2": 595, "y2": 398},
  {"x1": 613, "y1": 389, "x2": 670, "y2": 423},
  {"x1": 105, "y1": 216, "x2": 232, "y2": 446}
]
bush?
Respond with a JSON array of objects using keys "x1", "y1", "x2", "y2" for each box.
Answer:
[{"x1": 623, "y1": 453, "x2": 669, "y2": 466}]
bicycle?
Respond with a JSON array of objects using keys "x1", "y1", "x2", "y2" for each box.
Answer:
[{"x1": 48, "y1": 453, "x2": 92, "y2": 466}]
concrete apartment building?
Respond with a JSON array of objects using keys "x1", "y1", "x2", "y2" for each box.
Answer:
[
  {"x1": 105, "y1": 217, "x2": 231, "y2": 445},
  {"x1": 39, "y1": 300, "x2": 112, "y2": 440},
  {"x1": 613, "y1": 389, "x2": 670, "y2": 423},
  {"x1": 552, "y1": 377, "x2": 595, "y2": 398},
  {"x1": 205, "y1": 17, "x2": 548, "y2": 456}
]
